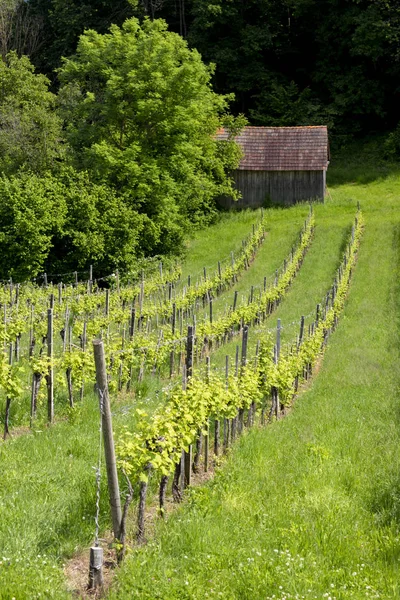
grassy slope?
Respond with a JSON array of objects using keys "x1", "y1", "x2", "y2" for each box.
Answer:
[
  {"x1": 108, "y1": 150, "x2": 400, "y2": 598},
  {"x1": 0, "y1": 207, "x2": 301, "y2": 599}
]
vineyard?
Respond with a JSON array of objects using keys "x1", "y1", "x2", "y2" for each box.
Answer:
[{"x1": 1, "y1": 157, "x2": 400, "y2": 599}]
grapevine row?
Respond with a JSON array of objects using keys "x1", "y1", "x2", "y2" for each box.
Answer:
[{"x1": 116, "y1": 210, "x2": 364, "y2": 539}]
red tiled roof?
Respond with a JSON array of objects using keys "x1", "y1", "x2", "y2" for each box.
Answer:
[{"x1": 217, "y1": 126, "x2": 329, "y2": 171}]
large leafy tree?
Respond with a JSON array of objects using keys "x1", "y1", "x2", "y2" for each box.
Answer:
[
  {"x1": 0, "y1": 52, "x2": 63, "y2": 175},
  {"x1": 58, "y1": 18, "x2": 243, "y2": 255}
]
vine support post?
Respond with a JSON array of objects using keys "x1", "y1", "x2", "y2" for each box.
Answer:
[
  {"x1": 47, "y1": 308, "x2": 54, "y2": 424},
  {"x1": 298, "y1": 315, "x2": 305, "y2": 348},
  {"x1": 185, "y1": 325, "x2": 194, "y2": 379},
  {"x1": 276, "y1": 319, "x2": 281, "y2": 359},
  {"x1": 88, "y1": 546, "x2": 103, "y2": 590},
  {"x1": 89, "y1": 265, "x2": 93, "y2": 294},
  {"x1": 80, "y1": 321, "x2": 87, "y2": 401},
  {"x1": 316, "y1": 304, "x2": 321, "y2": 326},
  {"x1": 233, "y1": 290, "x2": 238, "y2": 311},
  {"x1": 204, "y1": 356, "x2": 210, "y2": 472},
  {"x1": 93, "y1": 340, "x2": 122, "y2": 540}
]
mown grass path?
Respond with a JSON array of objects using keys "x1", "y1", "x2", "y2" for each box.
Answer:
[{"x1": 108, "y1": 168, "x2": 400, "y2": 598}]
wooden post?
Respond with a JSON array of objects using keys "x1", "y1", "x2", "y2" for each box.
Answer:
[
  {"x1": 93, "y1": 340, "x2": 122, "y2": 539},
  {"x1": 224, "y1": 355, "x2": 229, "y2": 451},
  {"x1": 239, "y1": 326, "x2": 249, "y2": 434},
  {"x1": 204, "y1": 356, "x2": 210, "y2": 472},
  {"x1": 89, "y1": 265, "x2": 93, "y2": 294},
  {"x1": 209, "y1": 298, "x2": 213, "y2": 324},
  {"x1": 273, "y1": 344, "x2": 279, "y2": 419},
  {"x1": 47, "y1": 309, "x2": 54, "y2": 424},
  {"x1": 88, "y1": 546, "x2": 103, "y2": 590},
  {"x1": 233, "y1": 290, "x2": 238, "y2": 311},
  {"x1": 105, "y1": 289, "x2": 110, "y2": 316},
  {"x1": 185, "y1": 325, "x2": 194, "y2": 379},
  {"x1": 241, "y1": 325, "x2": 249, "y2": 369},
  {"x1": 298, "y1": 315, "x2": 305, "y2": 348},
  {"x1": 276, "y1": 319, "x2": 281, "y2": 359},
  {"x1": 80, "y1": 321, "x2": 87, "y2": 401}
]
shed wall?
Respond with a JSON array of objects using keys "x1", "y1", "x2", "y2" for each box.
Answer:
[{"x1": 219, "y1": 170, "x2": 325, "y2": 209}]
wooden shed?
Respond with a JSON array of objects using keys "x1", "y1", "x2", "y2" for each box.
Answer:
[{"x1": 218, "y1": 126, "x2": 329, "y2": 208}]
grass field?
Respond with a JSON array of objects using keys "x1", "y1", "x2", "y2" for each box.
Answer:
[
  {"x1": 107, "y1": 145, "x2": 400, "y2": 599},
  {"x1": 0, "y1": 200, "x2": 306, "y2": 598},
  {"x1": 1, "y1": 140, "x2": 400, "y2": 599}
]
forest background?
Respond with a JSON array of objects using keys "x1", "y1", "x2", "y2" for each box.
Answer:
[{"x1": 0, "y1": 0, "x2": 399, "y2": 281}]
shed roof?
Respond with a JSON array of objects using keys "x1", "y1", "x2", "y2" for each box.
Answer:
[{"x1": 217, "y1": 126, "x2": 329, "y2": 171}]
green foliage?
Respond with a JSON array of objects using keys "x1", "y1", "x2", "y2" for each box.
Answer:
[
  {"x1": 385, "y1": 123, "x2": 400, "y2": 158},
  {"x1": 116, "y1": 211, "x2": 363, "y2": 485},
  {"x1": 0, "y1": 168, "x2": 145, "y2": 281},
  {"x1": 0, "y1": 52, "x2": 63, "y2": 175},
  {"x1": 250, "y1": 81, "x2": 337, "y2": 129},
  {"x1": 187, "y1": 0, "x2": 400, "y2": 134},
  {"x1": 46, "y1": 167, "x2": 144, "y2": 274},
  {"x1": 58, "y1": 17, "x2": 245, "y2": 256},
  {"x1": 27, "y1": 0, "x2": 136, "y2": 73},
  {"x1": 0, "y1": 171, "x2": 66, "y2": 281}
]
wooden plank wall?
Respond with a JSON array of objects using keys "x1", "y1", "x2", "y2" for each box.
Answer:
[{"x1": 219, "y1": 170, "x2": 326, "y2": 209}]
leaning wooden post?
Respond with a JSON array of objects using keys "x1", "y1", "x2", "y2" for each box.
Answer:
[
  {"x1": 93, "y1": 340, "x2": 122, "y2": 540},
  {"x1": 47, "y1": 308, "x2": 54, "y2": 424}
]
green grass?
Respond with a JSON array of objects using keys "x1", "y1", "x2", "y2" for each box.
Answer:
[
  {"x1": 0, "y1": 207, "x2": 296, "y2": 598},
  {"x1": 2, "y1": 141, "x2": 400, "y2": 598},
  {"x1": 198, "y1": 203, "x2": 310, "y2": 321},
  {"x1": 107, "y1": 146, "x2": 400, "y2": 599},
  {"x1": 179, "y1": 209, "x2": 262, "y2": 281}
]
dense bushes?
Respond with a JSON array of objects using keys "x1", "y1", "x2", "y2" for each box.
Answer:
[{"x1": 0, "y1": 169, "x2": 145, "y2": 281}]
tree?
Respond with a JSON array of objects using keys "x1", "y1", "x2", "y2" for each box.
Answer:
[
  {"x1": 58, "y1": 18, "x2": 244, "y2": 256},
  {"x1": 27, "y1": 0, "x2": 136, "y2": 75},
  {"x1": 0, "y1": 0, "x2": 44, "y2": 61},
  {"x1": 186, "y1": 0, "x2": 400, "y2": 134},
  {"x1": 0, "y1": 168, "x2": 145, "y2": 281},
  {"x1": 0, "y1": 52, "x2": 63, "y2": 175},
  {"x1": 45, "y1": 168, "x2": 144, "y2": 275},
  {"x1": 0, "y1": 171, "x2": 66, "y2": 281}
]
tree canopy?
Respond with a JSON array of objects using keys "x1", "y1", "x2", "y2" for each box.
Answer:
[
  {"x1": 0, "y1": 51, "x2": 63, "y2": 175},
  {"x1": 58, "y1": 17, "x2": 243, "y2": 254}
]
